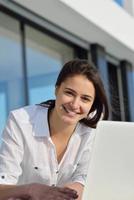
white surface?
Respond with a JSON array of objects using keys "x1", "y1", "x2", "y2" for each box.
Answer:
[
  {"x1": 11, "y1": 0, "x2": 134, "y2": 65},
  {"x1": 83, "y1": 120, "x2": 134, "y2": 200}
]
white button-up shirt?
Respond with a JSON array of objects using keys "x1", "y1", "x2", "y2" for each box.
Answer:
[{"x1": 0, "y1": 105, "x2": 95, "y2": 186}]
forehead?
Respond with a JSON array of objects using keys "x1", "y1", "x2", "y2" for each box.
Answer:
[{"x1": 60, "y1": 75, "x2": 95, "y2": 95}]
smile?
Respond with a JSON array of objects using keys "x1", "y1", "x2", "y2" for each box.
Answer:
[{"x1": 62, "y1": 105, "x2": 81, "y2": 116}]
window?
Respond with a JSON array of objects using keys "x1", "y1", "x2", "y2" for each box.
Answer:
[
  {"x1": 25, "y1": 25, "x2": 74, "y2": 104},
  {"x1": 108, "y1": 62, "x2": 124, "y2": 121},
  {"x1": 114, "y1": 0, "x2": 124, "y2": 7},
  {"x1": 0, "y1": 10, "x2": 83, "y2": 144},
  {"x1": 0, "y1": 12, "x2": 26, "y2": 139},
  {"x1": 0, "y1": 84, "x2": 7, "y2": 137}
]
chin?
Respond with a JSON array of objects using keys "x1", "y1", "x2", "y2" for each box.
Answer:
[{"x1": 61, "y1": 116, "x2": 79, "y2": 125}]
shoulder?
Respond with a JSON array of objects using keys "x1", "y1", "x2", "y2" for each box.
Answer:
[
  {"x1": 76, "y1": 123, "x2": 96, "y2": 143},
  {"x1": 77, "y1": 122, "x2": 94, "y2": 136},
  {"x1": 9, "y1": 105, "x2": 48, "y2": 123}
]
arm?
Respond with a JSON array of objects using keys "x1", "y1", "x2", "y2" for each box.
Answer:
[
  {"x1": 65, "y1": 182, "x2": 84, "y2": 200},
  {"x1": 0, "y1": 183, "x2": 78, "y2": 200},
  {"x1": 0, "y1": 184, "x2": 29, "y2": 200},
  {"x1": 65, "y1": 130, "x2": 96, "y2": 200},
  {"x1": 0, "y1": 112, "x2": 24, "y2": 185}
]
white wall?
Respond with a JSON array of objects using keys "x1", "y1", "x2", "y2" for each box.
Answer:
[{"x1": 11, "y1": 0, "x2": 134, "y2": 65}]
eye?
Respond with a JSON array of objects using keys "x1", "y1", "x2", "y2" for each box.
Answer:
[
  {"x1": 81, "y1": 96, "x2": 92, "y2": 103},
  {"x1": 64, "y1": 90, "x2": 74, "y2": 96}
]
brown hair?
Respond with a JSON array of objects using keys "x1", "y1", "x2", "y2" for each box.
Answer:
[{"x1": 55, "y1": 59, "x2": 109, "y2": 128}]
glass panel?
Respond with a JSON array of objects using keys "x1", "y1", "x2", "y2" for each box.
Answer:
[
  {"x1": 0, "y1": 12, "x2": 25, "y2": 141},
  {"x1": 114, "y1": 0, "x2": 124, "y2": 6},
  {"x1": 0, "y1": 85, "x2": 7, "y2": 136},
  {"x1": 108, "y1": 63, "x2": 121, "y2": 121},
  {"x1": 25, "y1": 25, "x2": 74, "y2": 104}
]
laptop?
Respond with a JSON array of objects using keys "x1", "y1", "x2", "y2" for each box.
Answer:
[{"x1": 82, "y1": 120, "x2": 134, "y2": 200}]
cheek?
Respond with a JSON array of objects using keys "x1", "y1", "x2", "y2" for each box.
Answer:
[
  {"x1": 56, "y1": 93, "x2": 64, "y2": 103},
  {"x1": 55, "y1": 95, "x2": 69, "y2": 109},
  {"x1": 58, "y1": 94, "x2": 72, "y2": 103},
  {"x1": 82, "y1": 104, "x2": 93, "y2": 115}
]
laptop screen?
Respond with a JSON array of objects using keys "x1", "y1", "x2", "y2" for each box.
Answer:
[{"x1": 82, "y1": 121, "x2": 134, "y2": 200}]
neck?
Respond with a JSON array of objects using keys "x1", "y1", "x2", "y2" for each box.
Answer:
[{"x1": 49, "y1": 108, "x2": 76, "y2": 138}]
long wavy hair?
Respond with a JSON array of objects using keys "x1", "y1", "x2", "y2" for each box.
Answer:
[{"x1": 40, "y1": 59, "x2": 109, "y2": 128}]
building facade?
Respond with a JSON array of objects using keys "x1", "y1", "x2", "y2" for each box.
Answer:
[{"x1": 0, "y1": 0, "x2": 134, "y2": 139}]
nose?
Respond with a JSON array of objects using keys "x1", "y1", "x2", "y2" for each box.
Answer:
[{"x1": 71, "y1": 97, "x2": 80, "y2": 110}]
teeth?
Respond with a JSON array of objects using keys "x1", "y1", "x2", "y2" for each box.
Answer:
[
  {"x1": 61, "y1": 105, "x2": 82, "y2": 115},
  {"x1": 63, "y1": 105, "x2": 70, "y2": 113},
  {"x1": 63, "y1": 105, "x2": 76, "y2": 115}
]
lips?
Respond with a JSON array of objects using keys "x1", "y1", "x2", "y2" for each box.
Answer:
[{"x1": 62, "y1": 105, "x2": 81, "y2": 116}]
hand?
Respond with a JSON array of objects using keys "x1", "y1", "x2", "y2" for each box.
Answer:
[
  {"x1": 28, "y1": 183, "x2": 78, "y2": 200},
  {"x1": 7, "y1": 197, "x2": 29, "y2": 200},
  {"x1": 7, "y1": 199, "x2": 22, "y2": 200}
]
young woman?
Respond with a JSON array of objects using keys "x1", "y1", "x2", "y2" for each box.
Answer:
[{"x1": 0, "y1": 59, "x2": 109, "y2": 200}]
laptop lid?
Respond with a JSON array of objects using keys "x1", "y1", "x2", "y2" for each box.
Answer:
[{"x1": 82, "y1": 120, "x2": 134, "y2": 200}]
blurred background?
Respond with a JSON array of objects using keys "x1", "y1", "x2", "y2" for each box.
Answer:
[{"x1": 0, "y1": 0, "x2": 134, "y2": 142}]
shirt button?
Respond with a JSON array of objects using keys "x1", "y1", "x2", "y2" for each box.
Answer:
[
  {"x1": 1, "y1": 176, "x2": 5, "y2": 179},
  {"x1": 56, "y1": 171, "x2": 59, "y2": 174},
  {"x1": 34, "y1": 167, "x2": 38, "y2": 169},
  {"x1": 52, "y1": 184, "x2": 55, "y2": 186}
]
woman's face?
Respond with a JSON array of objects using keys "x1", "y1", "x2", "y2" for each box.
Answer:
[{"x1": 54, "y1": 74, "x2": 95, "y2": 126}]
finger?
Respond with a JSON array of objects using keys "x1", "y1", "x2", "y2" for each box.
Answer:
[
  {"x1": 58, "y1": 187, "x2": 78, "y2": 197},
  {"x1": 7, "y1": 199, "x2": 22, "y2": 200},
  {"x1": 49, "y1": 186, "x2": 78, "y2": 199},
  {"x1": 52, "y1": 189, "x2": 78, "y2": 200},
  {"x1": 7, "y1": 198, "x2": 20, "y2": 200},
  {"x1": 58, "y1": 187, "x2": 77, "y2": 193},
  {"x1": 55, "y1": 192, "x2": 77, "y2": 200},
  {"x1": 7, "y1": 199, "x2": 14, "y2": 200}
]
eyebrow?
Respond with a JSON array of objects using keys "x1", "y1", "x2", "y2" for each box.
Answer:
[{"x1": 64, "y1": 87, "x2": 94, "y2": 99}]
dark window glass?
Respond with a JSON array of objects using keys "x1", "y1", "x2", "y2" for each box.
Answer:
[
  {"x1": 0, "y1": 13, "x2": 26, "y2": 140},
  {"x1": 25, "y1": 25, "x2": 74, "y2": 104},
  {"x1": 108, "y1": 62, "x2": 121, "y2": 121}
]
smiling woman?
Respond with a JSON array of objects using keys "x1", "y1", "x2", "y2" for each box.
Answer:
[
  {"x1": 0, "y1": 59, "x2": 109, "y2": 200},
  {"x1": 54, "y1": 75, "x2": 95, "y2": 125}
]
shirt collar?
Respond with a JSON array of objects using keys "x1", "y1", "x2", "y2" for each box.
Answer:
[
  {"x1": 32, "y1": 106, "x2": 50, "y2": 137},
  {"x1": 75, "y1": 122, "x2": 92, "y2": 136},
  {"x1": 32, "y1": 106, "x2": 92, "y2": 137}
]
